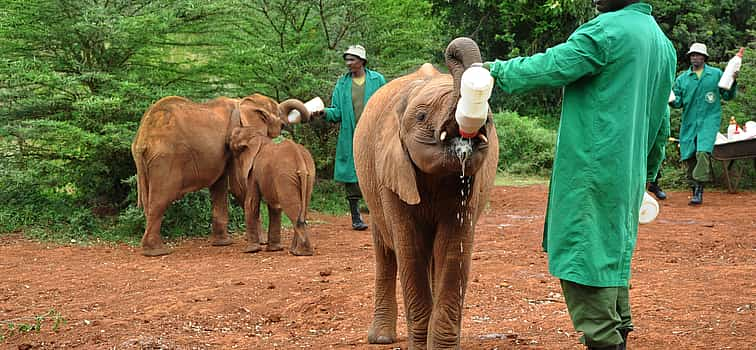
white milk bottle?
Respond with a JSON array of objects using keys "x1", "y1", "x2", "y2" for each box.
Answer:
[
  {"x1": 288, "y1": 97, "x2": 325, "y2": 123},
  {"x1": 455, "y1": 63, "x2": 494, "y2": 138},
  {"x1": 718, "y1": 48, "x2": 744, "y2": 90},
  {"x1": 639, "y1": 191, "x2": 659, "y2": 224}
]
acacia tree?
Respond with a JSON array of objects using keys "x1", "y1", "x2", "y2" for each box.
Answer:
[{"x1": 0, "y1": 0, "x2": 236, "y2": 207}]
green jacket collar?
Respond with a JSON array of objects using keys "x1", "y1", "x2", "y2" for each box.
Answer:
[
  {"x1": 342, "y1": 68, "x2": 381, "y2": 81},
  {"x1": 686, "y1": 64, "x2": 712, "y2": 78}
]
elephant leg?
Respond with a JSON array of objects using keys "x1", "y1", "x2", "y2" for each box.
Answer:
[
  {"x1": 397, "y1": 244, "x2": 433, "y2": 349},
  {"x1": 242, "y1": 187, "x2": 262, "y2": 253},
  {"x1": 265, "y1": 205, "x2": 283, "y2": 252},
  {"x1": 209, "y1": 175, "x2": 233, "y2": 246},
  {"x1": 281, "y1": 203, "x2": 313, "y2": 256},
  {"x1": 140, "y1": 196, "x2": 173, "y2": 257},
  {"x1": 427, "y1": 226, "x2": 474, "y2": 350},
  {"x1": 384, "y1": 205, "x2": 433, "y2": 349},
  {"x1": 288, "y1": 221, "x2": 313, "y2": 256},
  {"x1": 367, "y1": 226, "x2": 397, "y2": 344},
  {"x1": 140, "y1": 164, "x2": 183, "y2": 256}
]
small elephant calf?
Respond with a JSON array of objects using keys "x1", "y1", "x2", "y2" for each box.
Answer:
[{"x1": 229, "y1": 127, "x2": 316, "y2": 256}]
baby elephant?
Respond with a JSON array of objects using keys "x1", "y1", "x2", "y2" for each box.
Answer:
[{"x1": 229, "y1": 127, "x2": 316, "y2": 256}]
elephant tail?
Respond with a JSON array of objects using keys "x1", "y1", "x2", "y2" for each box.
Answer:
[{"x1": 133, "y1": 145, "x2": 149, "y2": 214}]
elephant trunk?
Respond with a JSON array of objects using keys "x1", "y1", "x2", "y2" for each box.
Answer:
[
  {"x1": 278, "y1": 99, "x2": 310, "y2": 124},
  {"x1": 445, "y1": 37, "x2": 483, "y2": 103}
]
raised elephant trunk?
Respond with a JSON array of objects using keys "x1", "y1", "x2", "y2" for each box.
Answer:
[
  {"x1": 445, "y1": 37, "x2": 484, "y2": 106},
  {"x1": 278, "y1": 99, "x2": 310, "y2": 124}
]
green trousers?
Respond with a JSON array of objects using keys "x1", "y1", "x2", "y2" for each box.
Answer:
[
  {"x1": 560, "y1": 279, "x2": 633, "y2": 348},
  {"x1": 684, "y1": 151, "x2": 712, "y2": 185}
]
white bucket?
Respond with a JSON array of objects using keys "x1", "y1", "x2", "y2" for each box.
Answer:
[
  {"x1": 455, "y1": 63, "x2": 494, "y2": 137},
  {"x1": 288, "y1": 97, "x2": 325, "y2": 123},
  {"x1": 639, "y1": 191, "x2": 659, "y2": 224}
]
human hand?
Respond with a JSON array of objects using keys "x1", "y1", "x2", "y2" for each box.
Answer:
[
  {"x1": 309, "y1": 109, "x2": 325, "y2": 119},
  {"x1": 733, "y1": 70, "x2": 739, "y2": 81},
  {"x1": 482, "y1": 61, "x2": 494, "y2": 71}
]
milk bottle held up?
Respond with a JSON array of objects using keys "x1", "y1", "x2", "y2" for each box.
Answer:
[
  {"x1": 718, "y1": 48, "x2": 744, "y2": 90},
  {"x1": 455, "y1": 63, "x2": 494, "y2": 138}
]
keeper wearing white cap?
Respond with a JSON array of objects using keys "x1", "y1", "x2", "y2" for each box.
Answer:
[
  {"x1": 670, "y1": 42, "x2": 739, "y2": 205},
  {"x1": 315, "y1": 45, "x2": 386, "y2": 230}
]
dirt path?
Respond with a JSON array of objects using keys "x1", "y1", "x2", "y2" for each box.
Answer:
[{"x1": 1, "y1": 186, "x2": 755, "y2": 349}]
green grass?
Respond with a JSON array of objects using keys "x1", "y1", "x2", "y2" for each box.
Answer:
[{"x1": 495, "y1": 172, "x2": 549, "y2": 187}]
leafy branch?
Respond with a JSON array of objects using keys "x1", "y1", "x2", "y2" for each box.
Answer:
[{"x1": 0, "y1": 309, "x2": 67, "y2": 342}]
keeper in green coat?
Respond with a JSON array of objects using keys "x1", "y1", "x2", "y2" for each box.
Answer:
[
  {"x1": 670, "y1": 42, "x2": 738, "y2": 205},
  {"x1": 320, "y1": 44, "x2": 386, "y2": 230},
  {"x1": 484, "y1": 1, "x2": 675, "y2": 349}
]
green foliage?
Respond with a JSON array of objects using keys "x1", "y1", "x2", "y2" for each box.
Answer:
[
  {"x1": 0, "y1": 309, "x2": 66, "y2": 342},
  {"x1": 494, "y1": 111, "x2": 557, "y2": 175},
  {"x1": 0, "y1": 0, "x2": 752, "y2": 243}
]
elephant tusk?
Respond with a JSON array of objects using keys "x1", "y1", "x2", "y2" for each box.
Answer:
[
  {"x1": 440, "y1": 131, "x2": 447, "y2": 141},
  {"x1": 477, "y1": 134, "x2": 488, "y2": 143}
]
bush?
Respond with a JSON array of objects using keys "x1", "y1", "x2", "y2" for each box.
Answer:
[{"x1": 494, "y1": 111, "x2": 557, "y2": 175}]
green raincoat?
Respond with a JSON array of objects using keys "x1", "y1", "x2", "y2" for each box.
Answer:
[
  {"x1": 489, "y1": 3, "x2": 676, "y2": 287},
  {"x1": 670, "y1": 65, "x2": 737, "y2": 160},
  {"x1": 324, "y1": 69, "x2": 386, "y2": 183}
]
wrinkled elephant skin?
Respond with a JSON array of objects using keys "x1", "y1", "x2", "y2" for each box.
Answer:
[
  {"x1": 229, "y1": 127, "x2": 316, "y2": 256},
  {"x1": 354, "y1": 38, "x2": 499, "y2": 349},
  {"x1": 131, "y1": 94, "x2": 309, "y2": 256}
]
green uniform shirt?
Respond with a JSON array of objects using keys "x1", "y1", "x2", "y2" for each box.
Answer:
[
  {"x1": 670, "y1": 65, "x2": 737, "y2": 160},
  {"x1": 489, "y1": 2, "x2": 676, "y2": 287},
  {"x1": 325, "y1": 68, "x2": 386, "y2": 183}
]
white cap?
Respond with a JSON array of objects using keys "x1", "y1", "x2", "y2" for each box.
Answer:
[
  {"x1": 687, "y1": 43, "x2": 709, "y2": 57},
  {"x1": 343, "y1": 45, "x2": 367, "y2": 62}
]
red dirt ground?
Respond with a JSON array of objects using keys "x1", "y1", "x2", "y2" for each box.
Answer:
[{"x1": 1, "y1": 185, "x2": 755, "y2": 349}]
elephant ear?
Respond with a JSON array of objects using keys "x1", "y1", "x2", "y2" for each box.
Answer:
[
  {"x1": 239, "y1": 97, "x2": 278, "y2": 129},
  {"x1": 375, "y1": 94, "x2": 421, "y2": 205},
  {"x1": 229, "y1": 127, "x2": 265, "y2": 194}
]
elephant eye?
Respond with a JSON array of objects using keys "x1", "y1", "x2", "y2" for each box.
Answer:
[{"x1": 415, "y1": 112, "x2": 427, "y2": 122}]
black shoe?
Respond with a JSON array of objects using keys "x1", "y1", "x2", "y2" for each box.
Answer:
[
  {"x1": 689, "y1": 184, "x2": 703, "y2": 205},
  {"x1": 618, "y1": 328, "x2": 631, "y2": 350},
  {"x1": 349, "y1": 199, "x2": 368, "y2": 231},
  {"x1": 648, "y1": 182, "x2": 666, "y2": 200}
]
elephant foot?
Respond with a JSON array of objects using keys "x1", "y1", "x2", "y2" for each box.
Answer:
[
  {"x1": 367, "y1": 324, "x2": 396, "y2": 344},
  {"x1": 211, "y1": 236, "x2": 234, "y2": 246},
  {"x1": 242, "y1": 243, "x2": 262, "y2": 253},
  {"x1": 289, "y1": 247, "x2": 314, "y2": 256},
  {"x1": 142, "y1": 246, "x2": 173, "y2": 257},
  {"x1": 265, "y1": 243, "x2": 283, "y2": 252}
]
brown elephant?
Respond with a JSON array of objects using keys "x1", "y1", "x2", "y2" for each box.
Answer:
[
  {"x1": 131, "y1": 94, "x2": 309, "y2": 256},
  {"x1": 353, "y1": 37, "x2": 499, "y2": 349},
  {"x1": 228, "y1": 127, "x2": 316, "y2": 256}
]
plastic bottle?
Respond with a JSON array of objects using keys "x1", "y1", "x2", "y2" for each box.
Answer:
[
  {"x1": 718, "y1": 48, "x2": 744, "y2": 90},
  {"x1": 727, "y1": 117, "x2": 737, "y2": 139},
  {"x1": 745, "y1": 121, "x2": 756, "y2": 139},
  {"x1": 639, "y1": 191, "x2": 659, "y2": 224},
  {"x1": 455, "y1": 63, "x2": 494, "y2": 138},
  {"x1": 287, "y1": 97, "x2": 324, "y2": 124}
]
